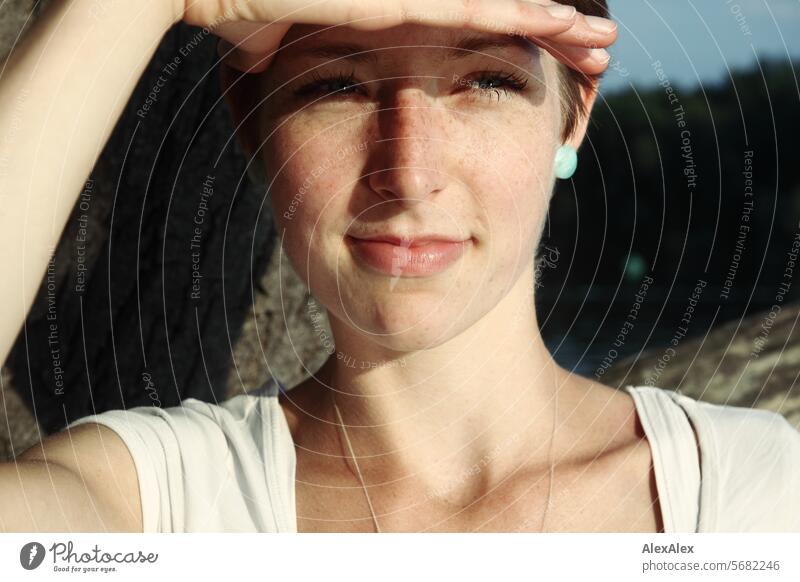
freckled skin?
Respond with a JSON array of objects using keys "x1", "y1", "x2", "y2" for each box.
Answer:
[
  {"x1": 258, "y1": 23, "x2": 563, "y2": 351},
  {"x1": 220, "y1": 22, "x2": 663, "y2": 535}
]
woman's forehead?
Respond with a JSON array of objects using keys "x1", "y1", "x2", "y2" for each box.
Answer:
[{"x1": 276, "y1": 23, "x2": 543, "y2": 64}]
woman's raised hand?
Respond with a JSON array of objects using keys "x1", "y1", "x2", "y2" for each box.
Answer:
[{"x1": 176, "y1": 0, "x2": 617, "y2": 75}]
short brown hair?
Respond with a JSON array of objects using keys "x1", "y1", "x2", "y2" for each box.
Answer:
[{"x1": 554, "y1": 0, "x2": 610, "y2": 142}]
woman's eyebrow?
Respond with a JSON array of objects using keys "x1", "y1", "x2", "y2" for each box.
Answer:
[
  {"x1": 289, "y1": 33, "x2": 540, "y2": 64},
  {"x1": 449, "y1": 34, "x2": 541, "y2": 60}
]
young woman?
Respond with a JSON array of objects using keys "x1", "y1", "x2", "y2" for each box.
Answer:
[{"x1": 1, "y1": 0, "x2": 797, "y2": 533}]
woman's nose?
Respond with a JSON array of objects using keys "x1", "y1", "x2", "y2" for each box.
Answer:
[{"x1": 367, "y1": 89, "x2": 450, "y2": 204}]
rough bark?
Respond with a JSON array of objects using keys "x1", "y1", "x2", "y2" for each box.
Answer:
[
  {"x1": 0, "y1": 4, "x2": 322, "y2": 460},
  {"x1": 602, "y1": 301, "x2": 800, "y2": 429}
]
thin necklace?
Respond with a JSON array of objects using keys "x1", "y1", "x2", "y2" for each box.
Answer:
[
  {"x1": 330, "y1": 386, "x2": 559, "y2": 533},
  {"x1": 331, "y1": 390, "x2": 383, "y2": 533}
]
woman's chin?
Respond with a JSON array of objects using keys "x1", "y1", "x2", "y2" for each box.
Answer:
[
  {"x1": 356, "y1": 329, "x2": 459, "y2": 354},
  {"x1": 332, "y1": 300, "x2": 470, "y2": 351}
]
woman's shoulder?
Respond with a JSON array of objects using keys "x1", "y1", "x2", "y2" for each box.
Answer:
[
  {"x1": 666, "y1": 387, "x2": 800, "y2": 473},
  {"x1": 65, "y1": 378, "x2": 293, "y2": 532},
  {"x1": 632, "y1": 385, "x2": 800, "y2": 531},
  {"x1": 69, "y1": 378, "x2": 281, "y2": 431},
  {"x1": 627, "y1": 384, "x2": 799, "y2": 457}
]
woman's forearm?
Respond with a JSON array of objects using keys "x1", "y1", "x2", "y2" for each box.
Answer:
[{"x1": 0, "y1": 0, "x2": 180, "y2": 365}]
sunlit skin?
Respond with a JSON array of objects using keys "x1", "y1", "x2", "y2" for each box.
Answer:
[
  {"x1": 261, "y1": 25, "x2": 555, "y2": 347},
  {"x1": 0, "y1": 0, "x2": 628, "y2": 534},
  {"x1": 225, "y1": 23, "x2": 662, "y2": 532}
]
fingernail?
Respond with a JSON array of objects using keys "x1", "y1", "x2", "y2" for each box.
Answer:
[
  {"x1": 545, "y1": 4, "x2": 577, "y2": 20},
  {"x1": 585, "y1": 15, "x2": 617, "y2": 34},
  {"x1": 590, "y1": 48, "x2": 611, "y2": 63}
]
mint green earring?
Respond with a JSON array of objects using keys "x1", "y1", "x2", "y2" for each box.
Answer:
[{"x1": 554, "y1": 145, "x2": 578, "y2": 179}]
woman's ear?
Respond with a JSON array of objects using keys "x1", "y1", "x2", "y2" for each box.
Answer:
[
  {"x1": 565, "y1": 79, "x2": 600, "y2": 151},
  {"x1": 219, "y1": 61, "x2": 263, "y2": 159}
]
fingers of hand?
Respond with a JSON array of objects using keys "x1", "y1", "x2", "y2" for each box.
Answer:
[
  {"x1": 539, "y1": 11, "x2": 617, "y2": 49},
  {"x1": 382, "y1": 0, "x2": 581, "y2": 36},
  {"x1": 513, "y1": 4, "x2": 616, "y2": 73},
  {"x1": 260, "y1": 0, "x2": 614, "y2": 42},
  {"x1": 213, "y1": 0, "x2": 617, "y2": 75},
  {"x1": 390, "y1": 0, "x2": 616, "y2": 74},
  {"x1": 529, "y1": 37, "x2": 611, "y2": 76}
]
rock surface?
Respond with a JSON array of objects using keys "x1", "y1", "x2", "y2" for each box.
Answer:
[
  {"x1": 601, "y1": 300, "x2": 800, "y2": 429},
  {"x1": 1, "y1": 3, "x2": 798, "y2": 463}
]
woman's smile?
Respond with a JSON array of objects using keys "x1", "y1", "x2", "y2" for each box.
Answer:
[{"x1": 345, "y1": 234, "x2": 473, "y2": 277}]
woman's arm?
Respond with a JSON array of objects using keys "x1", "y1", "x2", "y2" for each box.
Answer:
[
  {"x1": 0, "y1": 0, "x2": 179, "y2": 365},
  {"x1": 0, "y1": 423, "x2": 143, "y2": 532}
]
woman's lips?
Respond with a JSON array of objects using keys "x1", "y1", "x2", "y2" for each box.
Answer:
[{"x1": 346, "y1": 235, "x2": 471, "y2": 277}]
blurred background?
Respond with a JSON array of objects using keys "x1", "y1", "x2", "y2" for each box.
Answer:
[
  {"x1": 540, "y1": 1, "x2": 800, "y2": 388},
  {"x1": 1, "y1": 0, "x2": 799, "y2": 460}
]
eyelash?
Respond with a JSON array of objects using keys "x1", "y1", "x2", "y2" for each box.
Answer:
[
  {"x1": 293, "y1": 69, "x2": 529, "y2": 101},
  {"x1": 463, "y1": 71, "x2": 529, "y2": 100}
]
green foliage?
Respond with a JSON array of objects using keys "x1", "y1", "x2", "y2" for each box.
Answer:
[{"x1": 547, "y1": 59, "x2": 800, "y2": 300}]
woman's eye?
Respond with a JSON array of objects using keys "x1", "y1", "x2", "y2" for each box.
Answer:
[
  {"x1": 293, "y1": 70, "x2": 528, "y2": 102},
  {"x1": 463, "y1": 71, "x2": 529, "y2": 100},
  {"x1": 294, "y1": 72, "x2": 365, "y2": 99}
]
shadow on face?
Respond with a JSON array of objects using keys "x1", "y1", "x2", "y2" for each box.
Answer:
[{"x1": 250, "y1": 23, "x2": 563, "y2": 351}]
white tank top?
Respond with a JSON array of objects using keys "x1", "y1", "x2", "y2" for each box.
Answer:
[{"x1": 66, "y1": 379, "x2": 800, "y2": 532}]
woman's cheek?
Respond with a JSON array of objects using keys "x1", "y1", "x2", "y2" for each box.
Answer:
[
  {"x1": 266, "y1": 129, "x2": 361, "y2": 282},
  {"x1": 468, "y1": 139, "x2": 547, "y2": 255}
]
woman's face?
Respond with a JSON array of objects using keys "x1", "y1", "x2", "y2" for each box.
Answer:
[{"x1": 257, "y1": 23, "x2": 564, "y2": 351}]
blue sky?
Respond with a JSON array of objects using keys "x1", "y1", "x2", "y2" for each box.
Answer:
[{"x1": 599, "y1": 0, "x2": 800, "y2": 94}]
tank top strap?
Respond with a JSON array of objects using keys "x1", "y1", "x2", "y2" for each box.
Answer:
[
  {"x1": 251, "y1": 377, "x2": 288, "y2": 397},
  {"x1": 625, "y1": 385, "x2": 701, "y2": 533},
  {"x1": 249, "y1": 376, "x2": 297, "y2": 531}
]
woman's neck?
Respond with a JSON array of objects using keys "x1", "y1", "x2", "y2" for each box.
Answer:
[{"x1": 281, "y1": 268, "x2": 582, "y2": 502}]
